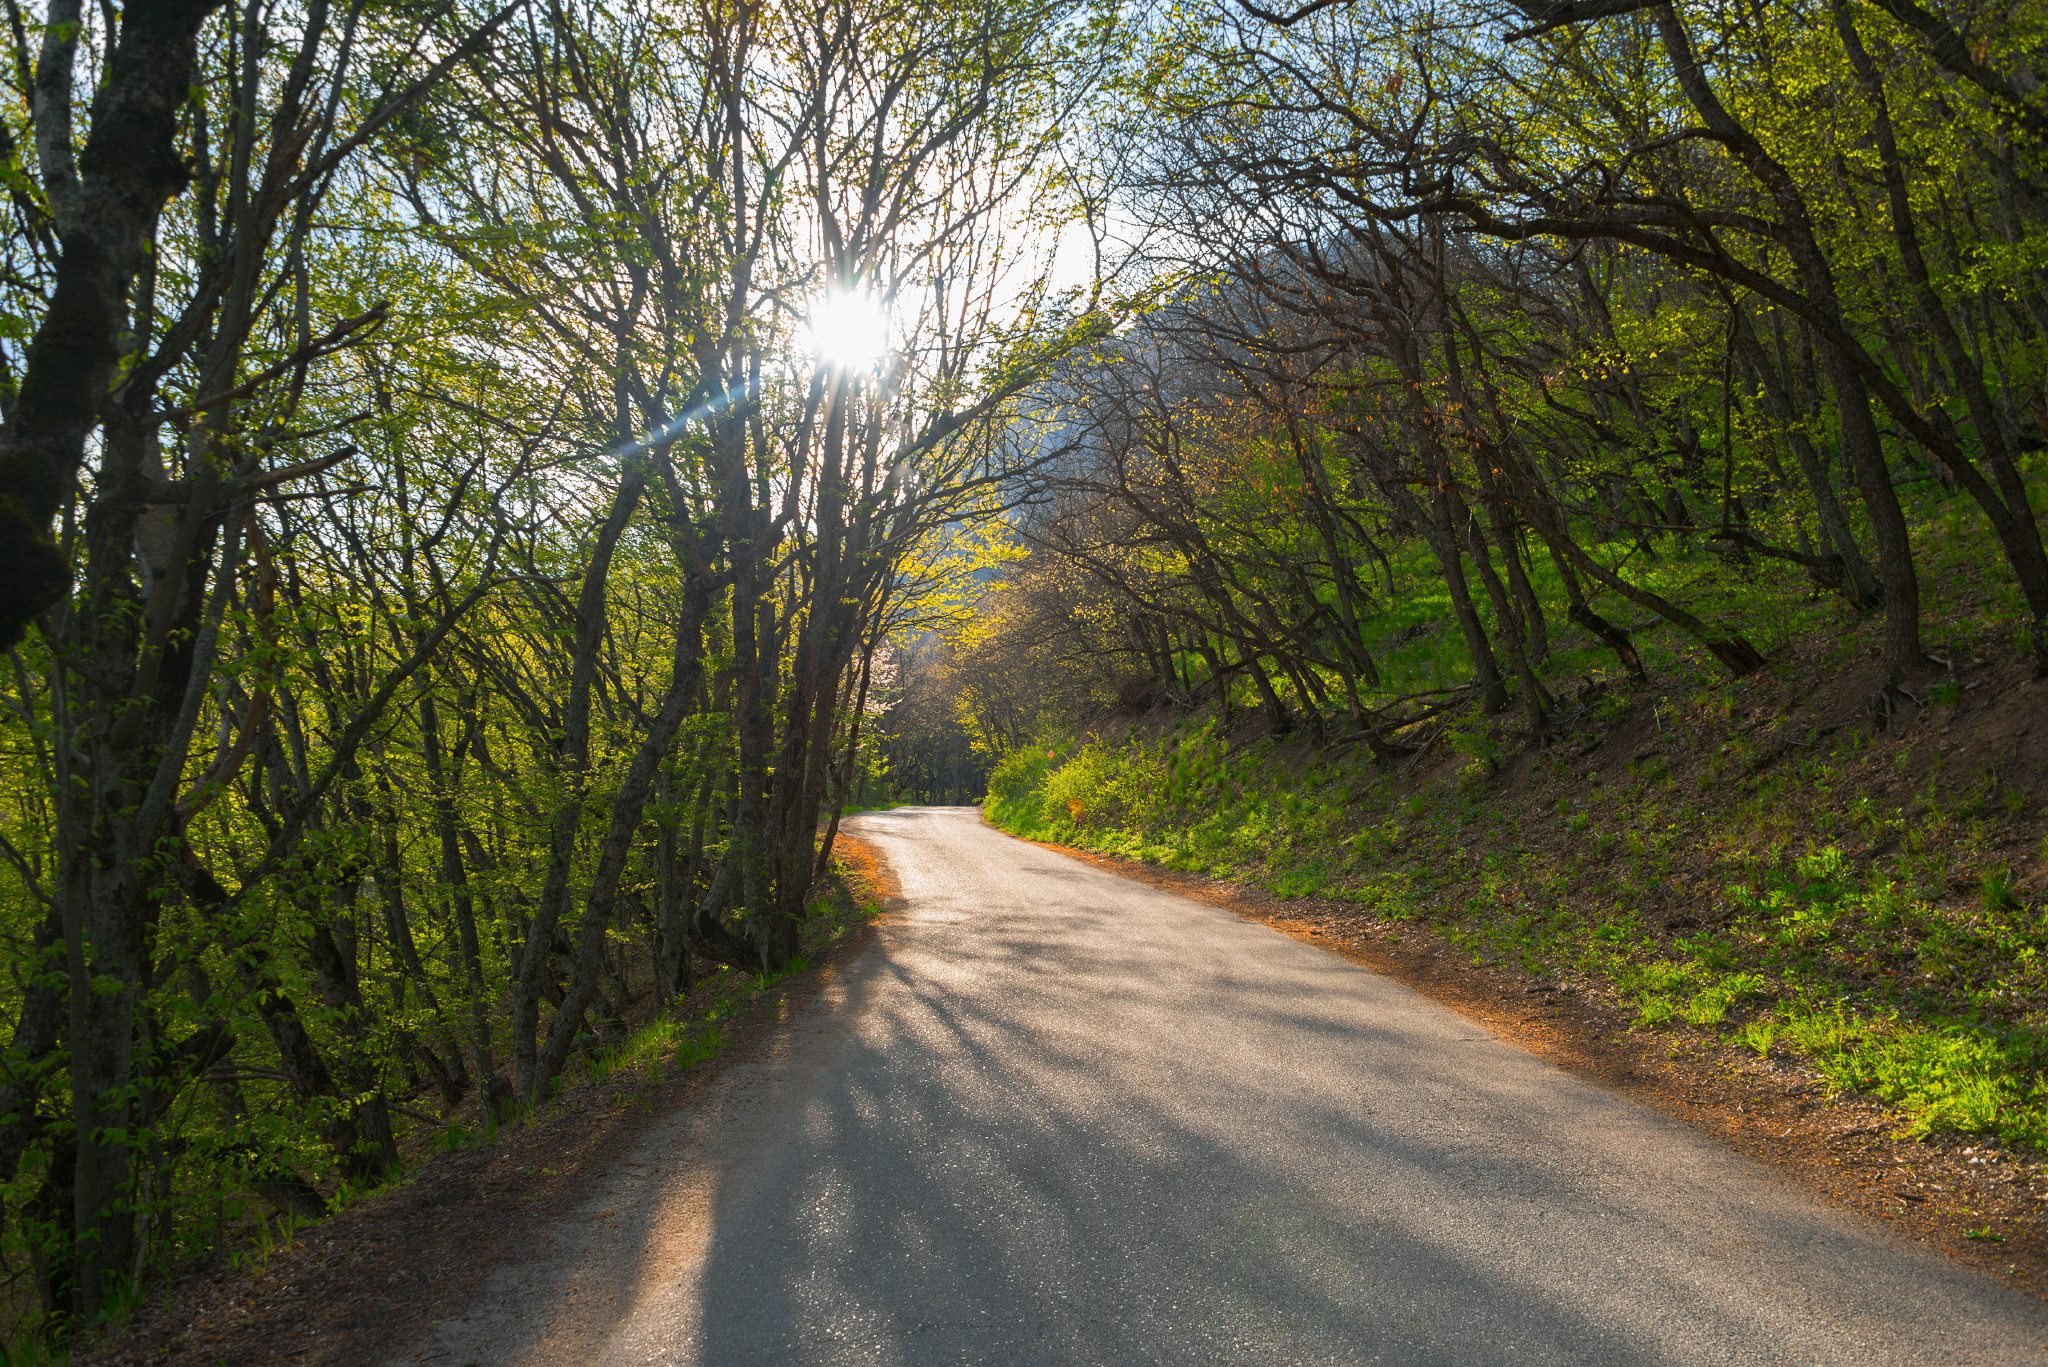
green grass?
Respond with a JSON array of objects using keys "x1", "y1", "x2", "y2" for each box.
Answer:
[{"x1": 584, "y1": 1017, "x2": 715, "y2": 1086}]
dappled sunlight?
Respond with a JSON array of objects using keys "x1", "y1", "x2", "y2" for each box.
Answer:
[
  {"x1": 407, "y1": 810, "x2": 2044, "y2": 1364},
  {"x1": 670, "y1": 810, "x2": 2026, "y2": 1364}
]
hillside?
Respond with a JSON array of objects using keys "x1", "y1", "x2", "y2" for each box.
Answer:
[{"x1": 984, "y1": 586, "x2": 2048, "y2": 1282}]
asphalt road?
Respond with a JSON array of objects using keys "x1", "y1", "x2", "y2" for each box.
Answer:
[{"x1": 417, "y1": 806, "x2": 2048, "y2": 1366}]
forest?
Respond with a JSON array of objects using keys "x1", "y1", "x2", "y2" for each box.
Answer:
[{"x1": 2, "y1": 0, "x2": 2047, "y2": 1349}]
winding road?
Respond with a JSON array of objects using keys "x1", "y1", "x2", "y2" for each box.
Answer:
[{"x1": 414, "y1": 806, "x2": 2046, "y2": 1365}]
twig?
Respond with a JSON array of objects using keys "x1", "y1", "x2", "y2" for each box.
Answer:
[
  {"x1": 388, "y1": 1104, "x2": 456, "y2": 1128},
  {"x1": 0, "y1": 830, "x2": 52, "y2": 907}
]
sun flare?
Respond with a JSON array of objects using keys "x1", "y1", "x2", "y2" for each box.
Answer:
[{"x1": 802, "y1": 290, "x2": 892, "y2": 371}]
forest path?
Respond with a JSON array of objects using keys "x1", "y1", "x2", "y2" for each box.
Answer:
[{"x1": 409, "y1": 806, "x2": 2045, "y2": 1366}]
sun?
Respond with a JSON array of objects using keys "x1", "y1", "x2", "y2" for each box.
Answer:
[{"x1": 802, "y1": 290, "x2": 892, "y2": 371}]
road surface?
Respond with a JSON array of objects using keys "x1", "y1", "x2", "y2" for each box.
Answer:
[{"x1": 414, "y1": 806, "x2": 2047, "y2": 1365}]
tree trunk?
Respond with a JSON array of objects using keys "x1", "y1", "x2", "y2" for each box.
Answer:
[
  {"x1": 421, "y1": 690, "x2": 495, "y2": 1084},
  {"x1": 534, "y1": 577, "x2": 711, "y2": 1097},
  {"x1": 1425, "y1": 479, "x2": 1510, "y2": 712},
  {"x1": 1730, "y1": 307, "x2": 1883, "y2": 608},
  {"x1": 1458, "y1": 491, "x2": 1547, "y2": 740},
  {"x1": 1653, "y1": 3, "x2": 1923, "y2": 682},
  {"x1": 513, "y1": 468, "x2": 647, "y2": 1098}
]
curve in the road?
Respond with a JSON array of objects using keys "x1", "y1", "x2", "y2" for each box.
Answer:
[{"x1": 413, "y1": 806, "x2": 2047, "y2": 1366}]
